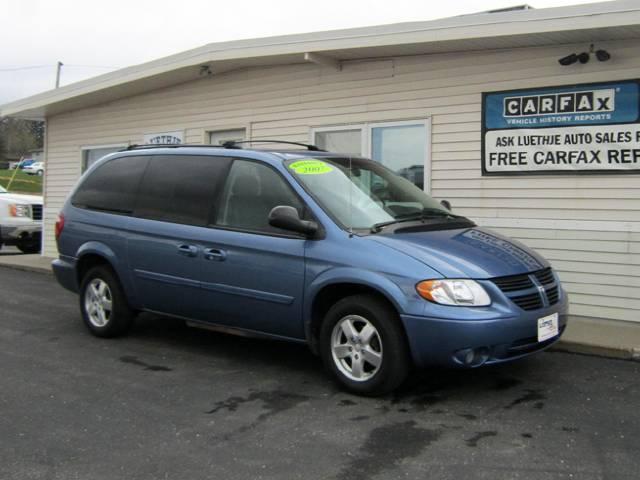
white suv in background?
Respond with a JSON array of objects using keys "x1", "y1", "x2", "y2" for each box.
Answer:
[{"x1": 0, "y1": 185, "x2": 43, "y2": 253}]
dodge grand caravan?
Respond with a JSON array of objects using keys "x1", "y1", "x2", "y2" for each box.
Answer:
[{"x1": 53, "y1": 142, "x2": 568, "y2": 395}]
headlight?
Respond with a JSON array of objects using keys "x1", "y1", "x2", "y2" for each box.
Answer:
[
  {"x1": 416, "y1": 279, "x2": 491, "y2": 306},
  {"x1": 9, "y1": 204, "x2": 30, "y2": 217}
]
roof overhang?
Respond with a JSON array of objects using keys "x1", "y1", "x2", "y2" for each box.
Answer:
[{"x1": 3, "y1": 0, "x2": 640, "y2": 120}]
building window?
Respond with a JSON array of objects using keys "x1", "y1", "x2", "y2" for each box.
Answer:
[
  {"x1": 314, "y1": 128, "x2": 364, "y2": 156},
  {"x1": 82, "y1": 145, "x2": 127, "y2": 172},
  {"x1": 208, "y1": 128, "x2": 246, "y2": 146},
  {"x1": 311, "y1": 119, "x2": 431, "y2": 191}
]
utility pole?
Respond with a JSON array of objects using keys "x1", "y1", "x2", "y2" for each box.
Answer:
[{"x1": 55, "y1": 61, "x2": 63, "y2": 88}]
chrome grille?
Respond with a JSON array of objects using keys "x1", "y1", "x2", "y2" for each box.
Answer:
[
  {"x1": 491, "y1": 268, "x2": 560, "y2": 311},
  {"x1": 31, "y1": 204, "x2": 43, "y2": 221}
]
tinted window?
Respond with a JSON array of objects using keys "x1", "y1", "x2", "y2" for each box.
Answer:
[
  {"x1": 72, "y1": 155, "x2": 149, "y2": 214},
  {"x1": 134, "y1": 155, "x2": 231, "y2": 226},
  {"x1": 216, "y1": 159, "x2": 305, "y2": 234}
]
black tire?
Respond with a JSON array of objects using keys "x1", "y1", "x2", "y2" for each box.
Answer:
[
  {"x1": 79, "y1": 265, "x2": 134, "y2": 338},
  {"x1": 17, "y1": 241, "x2": 41, "y2": 254},
  {"x1": 319, "y1": 294, "x2": 410, "y2": 396}
]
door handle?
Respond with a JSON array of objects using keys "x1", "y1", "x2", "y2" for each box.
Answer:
[
  {"x1": 204, "y1": 248, "x2": 227, "y2": 261},
  {"x1": 177, "y1": 244, "x2": 198, "y2": 257}
]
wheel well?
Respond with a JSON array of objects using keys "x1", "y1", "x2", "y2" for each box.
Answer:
[
  {"x1": 308, "y1": 283, "x2": 401, "y2": 354},
  {"x1": 76, "y1": 253, "x2": 112, "y2": 285}
]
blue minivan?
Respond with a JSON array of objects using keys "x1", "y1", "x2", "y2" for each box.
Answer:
[{"x1": 53, "y1": 142, "x2": 568, "y2": 395}]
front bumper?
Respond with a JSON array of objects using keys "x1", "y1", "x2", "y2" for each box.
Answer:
[
  {"x1": 0, "y1": 222, "x2": 41, "y2": 246},
  {"x1": 400, "y1": 294, "x2": 569, "y2": 368}
]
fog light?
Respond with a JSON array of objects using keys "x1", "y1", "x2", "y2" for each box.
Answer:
[
  {"x1": 464, "y1": 349, "x2": 475, "y2": 365},
  {"x1": 455, "y1": 347, "x2": 490, "y2": 367}
]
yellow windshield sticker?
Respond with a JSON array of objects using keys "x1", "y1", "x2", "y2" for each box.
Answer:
[{"x1": 289, "y1": 160, "x2": 333, "y2": 175}]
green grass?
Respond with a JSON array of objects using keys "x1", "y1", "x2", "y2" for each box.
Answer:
[{"x1": 0, "y1": 169, "x2": 43, "y2": 195}]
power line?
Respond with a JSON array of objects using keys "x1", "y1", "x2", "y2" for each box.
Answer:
[
  {"x1": 65, "y1": 64, "x2": 120, "y2": 69},
  {"x1": 0, "y1": 65, "x2": 51, "y2": 72},
  {"x1": 0, "y1": 64, "x2": 121, "y2": 73}
]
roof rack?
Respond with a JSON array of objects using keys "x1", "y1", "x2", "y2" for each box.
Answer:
[
  {"x1": 221, "y1": 140, "x2": 324, "y2": 151},
  {"x1": 123, "y1": 144, "x2": 220, "y2": 151},
  {"x1": 124, "y1": 140, "x2": 325, "y2": 152}
]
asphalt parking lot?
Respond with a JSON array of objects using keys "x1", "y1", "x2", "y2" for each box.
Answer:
[{"x1": 1, "y1": 267, "x2": 639, "y2": 480}]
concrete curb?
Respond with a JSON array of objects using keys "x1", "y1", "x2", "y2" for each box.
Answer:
[
  {"x1": 552, "y1": 341, "x2": 640, "y2": 362},
  {"x1": 0, "y1": 258, "x2": 53, "y2": 275},
  {"x1": 0, "y1": 263, "x2": 52, "y2": 275}
]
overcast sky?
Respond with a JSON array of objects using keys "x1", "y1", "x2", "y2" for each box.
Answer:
[{"x1": 0, "y1": 0, "x2": 605, "y2": 105}]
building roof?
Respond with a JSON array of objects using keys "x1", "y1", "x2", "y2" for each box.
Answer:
[{"x1": 3, "y1": 0, "x2": 640, "y2": 120}]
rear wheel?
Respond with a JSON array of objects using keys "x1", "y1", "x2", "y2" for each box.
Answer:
[
  {"x1": 320, "y1": 294, "x2": 410, "y2": 396},
  {"x1": 79, "y1": 265, "x2": 134, "y2": 337}
]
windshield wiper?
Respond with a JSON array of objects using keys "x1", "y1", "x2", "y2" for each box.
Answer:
[{"x1": 370, "y1": 208, "x2": 464, "y2": 233}]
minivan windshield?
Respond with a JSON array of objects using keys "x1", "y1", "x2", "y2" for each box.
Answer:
[{"x1": 286, "y1": 157, "x2": 468, "y2": 232}]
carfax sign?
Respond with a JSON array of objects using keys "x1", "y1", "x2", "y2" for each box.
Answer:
[{"x1": 482, "y1": 80, "x2": 640, "y2": 175}]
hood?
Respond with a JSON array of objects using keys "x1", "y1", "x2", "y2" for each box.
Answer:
[
  {"x1": 369, "y1": 227, "x2": 548, "y2": 279},
  {"x1": 0, "y1": 193, "x2": 43, "y2": 204}
]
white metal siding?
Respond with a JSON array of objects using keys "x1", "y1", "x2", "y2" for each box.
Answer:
[{"x1": 44, "y1": 39, "x2": 640, "y2": 324}]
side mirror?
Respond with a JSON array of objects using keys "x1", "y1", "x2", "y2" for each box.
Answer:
[
  {"x1": 268, "y1": 206, "x2": 318, "y2": 236},
  {"x1": 440, "y1": 199, "x2": 452, "y2": 211}
]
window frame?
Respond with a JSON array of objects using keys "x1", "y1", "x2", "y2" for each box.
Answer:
[
  {"x1": 80, "y1": 143, "x2": 128, "y2": 173},
  {"x1": 310, "y1": 118, "x2": 432, "y2": 193},
  {"x1": 211, "y1": 157, "x2": 320, "y2": 239}
]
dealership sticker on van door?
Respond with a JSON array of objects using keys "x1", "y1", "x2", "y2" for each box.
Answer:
[
  {"x1": 537, "y1": 312, "x2": 559, "y2": 342},
  {"x1": 482, "y1": 80, "x2": 640, "y2": 174},
  {"x1": 289, "y1": 160, "x2": 333, "y2": 174}
]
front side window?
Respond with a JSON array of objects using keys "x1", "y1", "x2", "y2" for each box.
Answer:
[
  {"x1": 216, "y1": 159, "x2": 304, "y2": 234},
  {"x1": 287, "y1": 156, "x2": 466, "y2": 232},
  {"x1": 134, "y1": 155, "x2": 231, "y2": 226},
  {"x1": 72, "y1": 155, "x2": 149, "y2": 214}
]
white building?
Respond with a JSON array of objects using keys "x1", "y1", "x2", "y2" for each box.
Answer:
[{"x1": 2, "y1": 1, "x2": 639, "y2": 353}]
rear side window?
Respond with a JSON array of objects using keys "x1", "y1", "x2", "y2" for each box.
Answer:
[
  {"x1": 134, "y1": 154, "x2": 231, "y2": 226},
  {"x1": 72, "y1": 155, "x2": 149, "y2": 214}
]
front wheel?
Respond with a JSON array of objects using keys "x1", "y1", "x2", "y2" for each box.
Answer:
[
  {"x1": 320, "y1": 294, "x2": 410, "y2": 396},
  {"x1": 79, "y1": 265, "x2": 134, "y2": 337},
  {"x1": 17, "y1": 241, "x2": 40, "y2": 254}
]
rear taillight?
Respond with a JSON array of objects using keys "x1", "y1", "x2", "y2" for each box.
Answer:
[{"x1": 55, "y1": 213, "x2": 65, "y2": 241}]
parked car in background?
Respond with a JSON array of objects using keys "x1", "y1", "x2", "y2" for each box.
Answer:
[
  {"x1": 9, "y1": 159, "x2": 35, "y2": 170},
  {"x1": 52, "y1": 143, "x2": 568, "y2": 396},
  {"x1": 24, "y1": 162, "x2": 45, "y2": 176},
  {"x1": 0, "y1": 185, "x2": 43, "y2": 253}
]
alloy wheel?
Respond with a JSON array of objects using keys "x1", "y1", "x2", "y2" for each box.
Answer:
[{"x1": 331, "y1": 315, "x2": 383, "y2": 382}]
